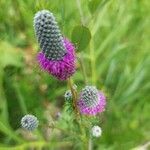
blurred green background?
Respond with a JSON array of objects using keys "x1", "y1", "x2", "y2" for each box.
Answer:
[{"x1": 0, "y1": 0, "x2": 150, "y2": 149}]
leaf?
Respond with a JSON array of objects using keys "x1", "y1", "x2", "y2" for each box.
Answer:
[
  {"x1": 0, "y1": 41, "x2": 23, "y2": 68},
  {"x1": 88, "y1": 0, "x2": 102, "y2": 14},
  {"x1": 71, "y1": 25, "x2": 91, "y2": 51},
  {"x1": 0, "y1": 121, "x2": 23, "y2": 143}
]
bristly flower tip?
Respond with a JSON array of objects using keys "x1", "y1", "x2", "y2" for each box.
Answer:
[
  {"x1": 77, "y1": 86, "x2": 106, "y2": 115},
  {"x1": 34, "y1": 10, "x2": 66, "y2": 60},
  {"x1": 21, "y1": 114, "x2": 39, "y2": 131}
]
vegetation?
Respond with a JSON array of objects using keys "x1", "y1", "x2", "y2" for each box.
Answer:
[{"x1": 0, "y1": 0, "x2": 149, "y2": 149}]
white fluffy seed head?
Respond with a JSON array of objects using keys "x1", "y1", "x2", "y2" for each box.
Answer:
[
  {"x1": 91, "y1": 125, "x2": 102, "y2": 137},
  {"x1": 21, "y1": 114, "x2": 39, "y2": 131}
]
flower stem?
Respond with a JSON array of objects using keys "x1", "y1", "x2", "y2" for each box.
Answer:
[
  {"x1": 13, "y1": 83, "x2": 28, "y2": 115},
  {"x1": 88, "y1": 136, "x2": 92, "y2": 150},
  {"x1": 78, "y1": 53, "x2": 88, "y2": 84},
  {"x1": 48, "y1": 125, "x2": 77, "y2": 136},
  {"x1": 0, "y1": 141, "x2": 72, "y2": 149},
  {"x1": 76, "y1": 0, "x2": 85, "y2": 25},
  {"x1": 67, "y1": 78, "x2": 78, "y2": 115},
  {"x1": 90, "y1": 41, "x2": 97, "y2": 84}
]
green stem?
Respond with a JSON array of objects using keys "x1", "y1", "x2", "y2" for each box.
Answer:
[
  {"x1": 0, "y1": 141, "x2": 72, "y2": 150},
  {"x1": 67, "y1": 79, "x2": 87, "y2": 148},
  {"x1": 78, "y1": 53, "x2": 88, "y2": 84},
  {"x1": 88, "y1": 136, "x2": 92, "y2": 150},
  {"x1": 0, "y1": 69, "x2": 9, "y2": 125},
  {"x1": 76, "y1": 0, "x2": 85, "y2": 25},
  {"x1": 13, "y1": 83, "x2": 28, "y2": 115},
  {"x1": 67, "y1": 78, "x2": 78, "y2": 115},
  {"x1": 48, "y1": 125, "x2": 77, "y2": 137},
  {"x1": 0, "y1": 121, "x2": 23, "y2": 143},
  {"x1": 90, "y1": 41, "x2": 97, "y2": 84}
]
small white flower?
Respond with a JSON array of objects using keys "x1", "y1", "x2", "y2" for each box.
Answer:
[{"x1": 91, "y1": 125, "x2": 102, "y2": 137}]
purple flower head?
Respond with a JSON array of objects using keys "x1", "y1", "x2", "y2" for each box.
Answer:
[
  {"x1": 37, "y1": 38, "x2": 76, "y2": 80},
  {"x1": 34, "y1": 10, "x2": 76, "y2": 80},
  {"x1": 77, "y1": 86, "x2": 106, "y2": 116}
]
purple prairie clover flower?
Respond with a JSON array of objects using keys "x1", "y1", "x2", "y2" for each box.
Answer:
[
  {"x1": 34, "y1": 10, "x2": 76, "y2": 80},
  {"x1": 37, "y1": 38, "x2": 75, "y2": 80},
  {"x1": 77, "y1": 86, "x2": 106, "y2": 116}
]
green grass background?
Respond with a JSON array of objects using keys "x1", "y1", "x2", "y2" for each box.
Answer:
[{"x1": 0, "y1": 0, "x2": 149, "y2": 149}]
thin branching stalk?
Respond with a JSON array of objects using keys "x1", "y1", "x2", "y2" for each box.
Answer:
[
  {"x1": 0, "y1": 141, "x2": 72, "y2": 150},
  {"x1": 13, "y1": 83, "x2": 28, "y2": 115},
  {"x1": 67, "y1": 78, "x2": 88, "y2": 149},
  {"x1": 78, "y1": 53, "x2": 88, "y2": 84},
  {"x1": 0, "y1": 69, "x2": 9, "y2": 125},
  {"x1": 76, "y1": 0, "x2": 85, "y2": 25},
  {"x1": 67, "y1": 78, "x2": 78, "y2": 115},
  {"x1": 0, "y1": 121, "x2": 24, "y2": 143},
  {"x1": 88, "y1": 136, "x2": 92, "y2": 150},
  {"x1": 90, "y1": 41, "x2": 97, "y2": 84},
  {"x1": 48, "y1": 125, "x2": 77, "y2": 137}
]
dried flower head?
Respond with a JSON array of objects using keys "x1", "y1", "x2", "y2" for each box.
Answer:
[
  {"x1": 77, "y1": 86, "x2": 106, "y2": 115},
  {"x1": 91, "y1": 125, "x2": 102, "y2": 137},
  {"x1": 34, "y1": 10, "x2": 76, "y2": 80},
  {"x1": 21, "y1": 114, "x2": 39, "y2": 131}
]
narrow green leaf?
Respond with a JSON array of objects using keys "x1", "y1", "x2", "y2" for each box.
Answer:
[
  {"x1": 88, "y1": 0, "x2": 102, "y2": 14},
  {"x1": 0, "y1": 121, "x2": 23, "y2": 143},
  {"x1": 71, "y1": 25, "x2": 91, "y2": 51}
]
